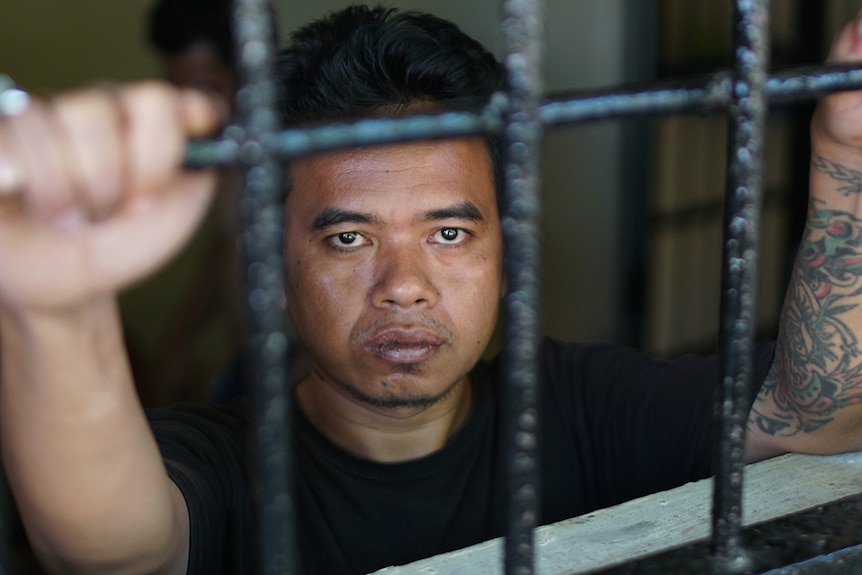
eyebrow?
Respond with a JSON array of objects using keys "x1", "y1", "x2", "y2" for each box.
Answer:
[
  {"x1": 420, "y1": 201, "x2": 484, "y2": 222},
  {"x1": 309, "y1": 201, "x2": 485, "y2": 231},
  {"x1": 310, "y1": 207, "x2": 380, "y2": 231}
]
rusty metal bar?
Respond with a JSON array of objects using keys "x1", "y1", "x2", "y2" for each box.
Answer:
[
  {"x1": 712, "y1": 0, "x2": 770, "y2": 572},
  {"x1": 229, "y1": 1, "x2": 294, "y2": 574},
  {"x1": 541, "y1": 63, "x2": 862, "y2": 125},
  {"x1": 499, "y1": 0, "x2": 545, "y2": 573},
  {"x1": 184, "y1": 64, "x2": 862, "y2": 169}
]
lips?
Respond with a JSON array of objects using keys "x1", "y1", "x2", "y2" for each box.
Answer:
[{"x1": 362, "y1": 327, "x2": 446, "y2": 364}]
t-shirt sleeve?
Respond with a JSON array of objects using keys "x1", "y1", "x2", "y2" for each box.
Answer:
[
  {"x1": 147, "y1": 401, "x2": 252, "y2": 575},
  {"x1": 542, "y1": 338, "x2": 775, "y2": 508}
]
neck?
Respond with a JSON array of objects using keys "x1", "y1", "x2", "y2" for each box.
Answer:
[{"x1": 295, "y1": 374, "x2": 473, "y2": 463}]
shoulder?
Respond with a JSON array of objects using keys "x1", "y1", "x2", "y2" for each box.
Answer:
[
  {"x1": 147, "y1": 400, "x2": 253, "y2": 573},
  {"x1": 536, "y1": 337, "x2": 664, "y2": 391},
  {"x1": 148, "y1": 399, "x2": 249, "y2": 438},
  {"x1": 536, "y1": 337, "x2": 775, "y2": 402},
  {"x1": 147, "y1": 399, "x2": 250, "y2": 475}
]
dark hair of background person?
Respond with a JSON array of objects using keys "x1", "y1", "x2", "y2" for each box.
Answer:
[
  {"x1": 276, "y1": 5, "x2": 506, "y2": 197},
  {"x1": 148, "y1": 0, "x2": 280, "y2": 71},
  {"x1": 148, "y1": 0, "x2": 236, "y2": 68}
]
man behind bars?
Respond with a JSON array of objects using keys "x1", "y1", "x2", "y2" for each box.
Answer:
[{"x1": 2, "y1": 5, "x2": 862, "y2": 575}]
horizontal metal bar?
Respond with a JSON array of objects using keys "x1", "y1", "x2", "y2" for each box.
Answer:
[
  {"x1": 185, "y1": 108, "x2": 502, "y2": 167},
  {"x1": 760, "y1": 544, "x2": 862, "y2": 575},
  {"x1": 542, "y1": 62, "x2": 862, "y2": 125},
  {"x1": 184, "y1": 63, "x2": 862, "y2": 168}
]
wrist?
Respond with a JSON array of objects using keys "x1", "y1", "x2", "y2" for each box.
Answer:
[
  {"x1": 0, "y1": 296, "x2": 119, "y2": 341},
  {"x1": 808, "y1": 123, "x2": 862, "y2": 212},
  {"x1": 0, "y1": 297, "x2": 127, "y2": 397}
]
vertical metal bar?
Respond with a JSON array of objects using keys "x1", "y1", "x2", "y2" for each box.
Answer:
[
  {"x1": 499, "y1": 0, "x2": 544, "y2": 573},
  {"x1": 712, "y1": 0, "x2": 769, "y2": 572},
  {"x1": 230, "y1": 1, "x2": 295, "y2": 574}
]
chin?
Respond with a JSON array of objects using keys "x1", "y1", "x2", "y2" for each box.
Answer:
[{"x1": 345, "y1": 377, "x2": 460, "y2": 410}]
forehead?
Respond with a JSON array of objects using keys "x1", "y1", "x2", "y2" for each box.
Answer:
[{"x1": 287, "y1": 138, "x2": 496, "y2": 214}]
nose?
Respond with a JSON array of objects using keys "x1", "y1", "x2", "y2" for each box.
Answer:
[{"x1": 370, "y1": 242, "x2": 439, "y2": 309}]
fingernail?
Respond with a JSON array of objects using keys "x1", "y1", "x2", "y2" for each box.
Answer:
[
  {"x1": 180, "y1": 88, "x2": 228, "y2": 128},
  {"x1": 0, "y1": 154, "x2": 22, "y2": 196}
]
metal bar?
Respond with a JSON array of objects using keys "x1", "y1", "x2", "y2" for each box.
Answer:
[
  {"x1": 760, "y1": 545, "x2": 862, "y2": 575},
  {"x1": 185, "y1": 64, "x2": 862, "y2": 169},
  {"x1": 541, "y1": 63, "x2": 862, "y2": 125},
  {"x1": 712, "y1": 1, "x2": 770, "y2": 572},
  {"x1": 499, "y1": 0, "x2": 544, "y2": 573},
  {"x1": 229, "y1": 1, "x2": 295, "y2": 574}
]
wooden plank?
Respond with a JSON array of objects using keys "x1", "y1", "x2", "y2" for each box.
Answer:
[{"x1": 372, "y1": 451, "x2": 862, "y2": 574}]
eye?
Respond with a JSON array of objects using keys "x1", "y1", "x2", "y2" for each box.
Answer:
[
  {"x1": 434, "y1": 227, "x2": 467, "y2": 245},
  {"x1": 328, "y1": 231, "x2": 366, "y2": 250},
  {"x1": 337, "y1": 232, "x2": 358, "y2": 245}
]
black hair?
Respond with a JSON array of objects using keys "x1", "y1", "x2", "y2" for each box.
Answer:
[
  {"x1": 147, "y1": 0, "x2": 236, "y2": 69},
  {"x1": 276, "y1": 5, "x2": 505, "y2": 196}
]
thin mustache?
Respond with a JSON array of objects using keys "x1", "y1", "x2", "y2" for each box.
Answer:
[{"x1": 352, "y1": 313, "x2": 455, "y2": 346}]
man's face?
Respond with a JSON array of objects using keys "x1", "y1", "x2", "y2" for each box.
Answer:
[{"x1": 285, "y1": 137, "x2": 504, "y2": 409}]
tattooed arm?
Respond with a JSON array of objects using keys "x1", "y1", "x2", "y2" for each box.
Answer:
[
  {"x1": 746, "y1": 198, "x2": 862, "y2": 461},
  {"x1": 746, "y1": 16, "x2": 862, "y2": 462}
]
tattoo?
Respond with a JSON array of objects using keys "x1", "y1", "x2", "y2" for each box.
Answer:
[
  {"x1": 812, "y1": 155, "x2": 862, "y2": 196},
  {"x1": 752, "y1": 192, "x2": 862, "y2": 437}
]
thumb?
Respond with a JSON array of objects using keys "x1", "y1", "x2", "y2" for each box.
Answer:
[{"x1": 828, "y1": 12, "x2": 862, "y2": 64}]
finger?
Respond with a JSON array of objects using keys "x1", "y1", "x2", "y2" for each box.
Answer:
[
  {"x1": 177, "y1": 88, "x2": 227, "y2": 137},
  {"x1": 116, "y1": 82, "x2": 186, "y2": 206},
  {"x1": 89, "y1": 170, "x2": 216, "y2": 292},
  {"x1": 52, "y1": 88, "x2": 125, "y2": 221},
  {"x1": 828, "y1": 13, "x2": 862, "y2": 63},
  {"x1": 4, "y1": 98, "x2": 80, "y2": 226},
  {"x1": 0, "y1": 121, "x2": 25, "y2": 197},
  {"x1": 116, "y1": 82, "x2": 221, "y2": 205}
]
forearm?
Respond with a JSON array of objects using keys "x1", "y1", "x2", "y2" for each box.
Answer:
[
  {"x1": 0, "y1": 300, "x2": 186, "y2": 574},
  {"x1": 749, "y1": 132, "x2": 862, "y2": 455}
]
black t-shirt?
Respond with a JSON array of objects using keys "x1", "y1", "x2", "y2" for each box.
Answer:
[{"x1": 148, "y1": 338, "x2": 776, "y2": 575}]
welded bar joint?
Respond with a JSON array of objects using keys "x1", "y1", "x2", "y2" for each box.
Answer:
[
  {"x1": 712, "y1": 1, "x2": 769, "y2": 572},
  {"x1": 230, "y1": 1, "x2": 295, "y2": 574}
]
